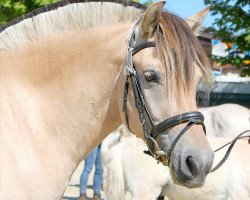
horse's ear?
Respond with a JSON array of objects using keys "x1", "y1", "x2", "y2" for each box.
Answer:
[
  {"x1": 140, "y1": 1, "x2": 166, "y2": 38},
  {"x1": 186, "y1": 6, "x2": 210, "y2": 35}
]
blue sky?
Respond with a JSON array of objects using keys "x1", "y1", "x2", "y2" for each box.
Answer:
[{"x1": 141, "y1": 0, "x2": 217, "y2": 27}]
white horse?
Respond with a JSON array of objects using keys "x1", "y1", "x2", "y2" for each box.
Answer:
[
  {"x1": 102, "y1": 125, "x2": 170, "y2": 200},
  {"x1": 0, "y1": 0, "x2": 214, "y2": 199},
  {"x1": 102, "y1": 125, "x2": 250, "y2": 200},
  {"x1": 199, "y1": 104, "x2": 250, "y2": 138}
]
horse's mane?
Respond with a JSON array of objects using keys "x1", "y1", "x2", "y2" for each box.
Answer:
[
  {"x1": 155, "y1": 12, "x2": 211, "y2": 98},
  {"x1": 0, "y1": 0, "x2": 146, "y2": 50},
  {"x1": 0, "y1": 0, "x2": 211, "y2": 96}
]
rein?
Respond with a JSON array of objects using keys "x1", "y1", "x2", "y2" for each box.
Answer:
[
  {"x1": 122, "y1": 32, "x2": 250, "y2": 173},
  {"x1": 210, "y1": 130, "x2": 250, "y2": 172}
]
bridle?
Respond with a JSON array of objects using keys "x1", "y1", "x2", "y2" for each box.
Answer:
[
  {"x1": 122, "y1": 31, "x2": 206, "y2": 162},
  {"x1": 122, "y1": 29, "x2": 250, "y2": 172}
]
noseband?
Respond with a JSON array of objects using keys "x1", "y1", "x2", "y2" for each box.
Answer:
[{"x1": 122, "y1": 38, "x2": 206, "y2": 162}]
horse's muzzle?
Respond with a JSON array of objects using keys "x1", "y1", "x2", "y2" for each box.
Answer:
[{"x1": 169, "y1": 141, "x2": 214, "y2": 188}]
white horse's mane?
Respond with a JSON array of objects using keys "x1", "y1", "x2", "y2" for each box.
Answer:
[{"x1": 0, "y1": 0, "x2": 145, "y2": 50}]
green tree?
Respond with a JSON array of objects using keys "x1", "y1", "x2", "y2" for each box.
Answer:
[
  {"x1": 142, "y1": 0, "x2": 153, "y2": 6},
  {"x1": 0, "y1": 0, "x2": 58, "y2": 26},
  {"x1": 132, "y1": 0, "x2": 153, "y2": 6},
  {"x1": 204, "y1": 0, "x2": 250, "y2": 76}
]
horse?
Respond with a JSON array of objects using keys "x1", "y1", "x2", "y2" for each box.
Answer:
[
  {"x1": 102, "y1": 125, "x2": 250, "y2": 200},
  {"x1": 199, "y1": 104, "x2": 250, "y2": 138},
  {"x1": 102, "y1": 125, "x2": 170, "y2": 200},
  {"x1": 0, "y1": 0, "x2": 214, "y2": 199}
]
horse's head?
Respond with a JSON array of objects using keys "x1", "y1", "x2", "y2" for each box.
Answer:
[{"x1": 119, "y1": 1, "x2": 213, "y2": 188}]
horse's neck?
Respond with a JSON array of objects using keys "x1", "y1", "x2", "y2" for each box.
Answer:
[{"x1": 0, "y1": 23, "x2": 129, "y2": 198}]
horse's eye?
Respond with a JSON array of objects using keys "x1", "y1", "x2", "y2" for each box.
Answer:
[{"x1": 144, "y1": 71, "x2": 158, "y2": 82}]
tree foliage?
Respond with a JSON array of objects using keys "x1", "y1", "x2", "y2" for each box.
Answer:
[
  {"x1": 204, "y1": 0, "x2": 250, "y2": 76},
  {"x1": 142, "y1": 0, "x2": 153, "y2": 6},
  {"x1": 0, "y1": 0, "x2": 58, "y2": 26}
]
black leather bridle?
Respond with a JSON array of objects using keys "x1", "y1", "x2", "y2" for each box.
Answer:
[
  {"x1": 122, "y1": 38, "x2": 206, "y2": 162},
  {"x1": 122, "y1": 31, "x2": 250, "y2": 172}
]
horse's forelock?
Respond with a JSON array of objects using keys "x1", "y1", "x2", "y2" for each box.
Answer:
[{"x1": 155, "y1": 12, "x2": 211, "y2": 96}]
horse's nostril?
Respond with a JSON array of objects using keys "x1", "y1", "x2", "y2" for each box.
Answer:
[{"x1": 186, "y1": 156, "x2": 199, "y2": 177}]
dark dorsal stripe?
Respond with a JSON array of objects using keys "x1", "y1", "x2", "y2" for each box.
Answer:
[{"x1": 0, "y1": 0, "x2": 146, "y2": 33}]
